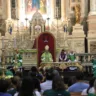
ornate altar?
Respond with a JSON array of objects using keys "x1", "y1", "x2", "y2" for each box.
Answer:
[
  {"x1": 40, "y1": 62, "x2": 83, "y2": 72},
  {"x1": 30, "y1": 11, "x2": 45, "y2": 40}
]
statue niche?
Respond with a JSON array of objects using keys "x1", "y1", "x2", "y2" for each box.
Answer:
[{"x1": 30, "y1": 11, "x2": 45, "y2": 39}]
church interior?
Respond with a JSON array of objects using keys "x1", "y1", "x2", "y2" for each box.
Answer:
[
  {"x1": 0, "y1": 0, "x2": 96, "y2": 78},
  {"x1": 0, "y1": 0, "x2": 96, "y2": 96}
]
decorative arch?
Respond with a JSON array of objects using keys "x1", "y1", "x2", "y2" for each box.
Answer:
[
  {"x1": 30, "y1": 11, "x2": 45, "y2": 38},
  {"x1": 36, "y1": 32, "x2": 56, "y2": 66}
]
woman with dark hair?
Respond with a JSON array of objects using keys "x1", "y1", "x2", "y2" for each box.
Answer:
[
  {"x1": 18, "y1": 76, "x2": 34, "y2": 96},
  {"x1": 0, "y1": 79, "x2": 11, "y2": 96},
  {"x1": 43, "y1": 76, "x2": 70, "y2": 96},
  {"x1": 7, "y1": 76, "x2": 21, "y2": 96},
  {"x1": 28, "y1": 66, "x2": 43, "y2": 82},
  {"x1": 32, "y1": 78, "x2": 41, "y2": 96},
  {"x1": 81, "y1": 77, "x2": 96, "y2": 95},
  {"x1": 16, "y1": 76, "x2": 41, "y2": 96}
]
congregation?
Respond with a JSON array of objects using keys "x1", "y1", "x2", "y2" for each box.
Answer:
[{"x1": 0, "y1": 66, "x2": 96, "y2": 96}]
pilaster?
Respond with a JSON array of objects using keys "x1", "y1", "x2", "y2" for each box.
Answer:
[
  {"x1": 61, "y1": 0, "x2": 66, "y2": 20},
  {"x1": 6, "y1": 0, "x2": 11, "y2": 19},
  {"x1": 87, "y1": 0, "x2": 96, "y2": 53}
]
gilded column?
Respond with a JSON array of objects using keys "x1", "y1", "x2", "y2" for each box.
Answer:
[
  {"x1": 61, "y1": 0, "x2": 66, "y2": 20},
  {"x1": 6, "y1": 0, "x2": 11, "y2": 19}
]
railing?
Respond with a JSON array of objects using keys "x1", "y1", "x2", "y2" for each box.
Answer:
[
  {"x1": 0, "y1": 53, "x2": 96, "y2": 74},
  {"x1": 75, "y1": 53, "x2": 96, "y2": 63},
  {"x1": 0, "y1": 53, "x2": 95, "y2": 65},
  {"x1": 75, "y1": 53, "x2": 96, "y2": 75}
]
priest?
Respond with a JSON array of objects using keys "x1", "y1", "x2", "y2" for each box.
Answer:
[
  {"x1": 41, "y1": 45, "x2": 53, "y2": 62},
  {"x1": 68, "y1": 51, "x2": 77, "y2": 62},
  {"x1": 91, "y1": 56, "x2": 96, "y2": 77},
  {"x1": 12, "y1": 49, "x2": 22, "y2": 71},
  {"x1": 59, "y1": 49, "x2": 68, "y2": 62}
]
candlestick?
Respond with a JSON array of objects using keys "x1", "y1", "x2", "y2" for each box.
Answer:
[
  {"x1": 56, "y1": 7, "x2": 59, "y2": 18},
  {"x1": 2, "y1": 36, "x2": 4, "y2": 49},
  {"x1": 14, "y1": 36, "x2": 17, "y2": 48},
  {"x1": 1, "y1": 36, "x2": 5, "y2": 78}
]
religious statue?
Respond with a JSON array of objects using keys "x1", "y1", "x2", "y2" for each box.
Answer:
[
  {"x1": 59, "y1": 49, "x2": 68, "y2": 62},
  {"x1": 75, "y1": 4, "x2": 81, "y2": 24},
  {"x1": 41, "y1": 45, "x2": 53, "y2": 62}
]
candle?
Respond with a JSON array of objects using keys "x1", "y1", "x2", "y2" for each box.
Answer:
[
  {"x1": 14, "y1": 36, "x2": 17, "y2": 48},
  {"x1": 2, "y1": 36, "x2": 4, "y2": 49},
  {"x1": 56, "y1": 7, "x2": 58, "y2": 18}
]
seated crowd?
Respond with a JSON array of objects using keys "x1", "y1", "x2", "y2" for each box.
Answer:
[{"x1": 0, "y1": 66, "x2": 96, "y2": 96}]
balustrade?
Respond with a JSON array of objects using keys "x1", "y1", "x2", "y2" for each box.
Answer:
[{"x1": 0, "y1": 53, "x2": 96, "y2": 73}]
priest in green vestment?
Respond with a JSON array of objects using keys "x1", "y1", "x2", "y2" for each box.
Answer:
[
  {"x1": 68, "y1": 51, "x2": 77, "y2": 62},
  {"x1": 41, "y1": 45, "x2": 53, "y2": 62},
  {"x1": 12, "y1": 50, "x2": 22, "y2": 70},
  {"x1": 0, "y1": 69, "x2": 13, "y2": 79},
  {"x1": 67, "y1": 51, "x2": 77, "y2": 71},
  {"x1": 92, "y1": 56, "x2": 96, "y2": 77}
]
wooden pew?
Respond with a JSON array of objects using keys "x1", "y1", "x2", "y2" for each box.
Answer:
[{"x1": 71, "y1": 92, "x2": 82, "y2": 96}]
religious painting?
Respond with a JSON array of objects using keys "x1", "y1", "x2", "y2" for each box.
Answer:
[{"x1": 25, "y1": 0, "x2": 47, "y2": 14}]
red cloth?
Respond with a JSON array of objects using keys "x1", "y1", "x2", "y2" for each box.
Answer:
[{"x1": 37, "y1": 32, "x2": 56, "y2": 66}]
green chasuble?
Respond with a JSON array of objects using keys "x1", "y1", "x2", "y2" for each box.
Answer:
[
  {"x1": 12, "y1": 53, "x2": 22, "y2": 67},
  {"x1": 88, "y1": 93, "x2": 96, "y2": 96},
  {"x1": 0, "y1": 70, "x2": 13, "y2": 79},
  {"x1": 5, "y1": 70, "x2": 13, "y2": 79},
  {"x1": 92, "y1": 58, "x2": 96, "y2": 77},
  {"x1": 68, "y1": 53, "x2": 76, "y2": 61},
  {"x1": 41, "y1": 51, "x2": 53, "y2": 62}
]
